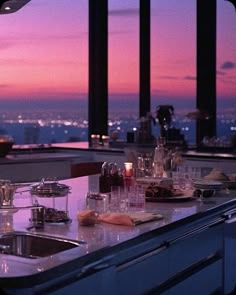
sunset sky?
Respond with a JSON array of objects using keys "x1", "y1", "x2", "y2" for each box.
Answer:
[{"x1": 0, "y1": 0, "x2": 235, "y2": 103}]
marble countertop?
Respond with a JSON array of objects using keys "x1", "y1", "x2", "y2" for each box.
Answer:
[{"x1": 0, "y1": 175, "x2": 236, "y2": 288}]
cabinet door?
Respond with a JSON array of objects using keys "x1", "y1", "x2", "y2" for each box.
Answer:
[
  {"x1": 168, "y1": 260, "x2": 223, "y2": 295},
  {"x1": 47, "y1": 266, "x2": 116, "y2": 295},
  {"x1": 224, "y1": 210, "x2": 236, "y2": 294},
  {"x1": 167, "y1": 220, "x2": 224, "y2": 294},
  {"x1": 169, "y1": 221, "x2": 223, "y2": 275},
  {"x1": 116, "y1": 244, "x2": 169, "y2": 295}
]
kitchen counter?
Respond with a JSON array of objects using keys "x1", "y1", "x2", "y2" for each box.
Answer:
[
  {"x1": 0, "y1": 147, "x2": 92, "y2": 182},
  {"x1": 0, "y1": 175, "x2": 236, "y2": 293}
]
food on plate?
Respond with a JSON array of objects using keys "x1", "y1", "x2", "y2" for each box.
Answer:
[
  {"x1": 204, "y1": 168, "x2": 230, "y2": 181},
  {"x1": 145, "y1": 184, "x2": 183, "y2": 199}
]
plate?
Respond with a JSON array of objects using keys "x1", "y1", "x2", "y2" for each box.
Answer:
[
  {"x1": 136, "y1": 177, "x2": 173, "y2": 186},
  {"x1": 145, "y1": 195, "x2": 196, "y2": 202},
  {"x1": 29, "y1": 218, "x2": 72, "y2": 225},
  {"x1": 193, "y1": 180, "x2": 223, "y2": 190},
  {"x1": 45, "y1": 218, "x2": 72, "y2": 225}
]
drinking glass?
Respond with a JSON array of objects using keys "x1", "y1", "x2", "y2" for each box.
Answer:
[
  {"x1": 127, "y1": 184, "x2": 145, "y2": 212},
  {"x1": 110, "y1": 186, "x2": 121, "y2": 212},
  {"x1": 86, "y1": 192, "x2": 109, "y2": 214}
]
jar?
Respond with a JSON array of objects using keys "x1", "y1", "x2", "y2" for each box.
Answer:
[{"x1": 30, "y1": 178, "x2": 71, "y2": 223}]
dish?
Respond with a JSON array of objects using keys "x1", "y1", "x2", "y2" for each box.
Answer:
[
  {"x1": 136, "y1": 177, "x2": 172, "y2": 183},
  {"x1": 145, "y1": 195, "x2": 196, "y2": 202},
  {"x1": 45, "y1": 219, "x2": 72, "y2": 225},
  {"x1": 136, "y1": 177, "x2": 173, "y2": 186},
  {"x1": 193, "y1": 180, "x2": 223, "y2": 190},
  {"x1": 29, "y1": 218, "x2": 72, "y2": 225}
]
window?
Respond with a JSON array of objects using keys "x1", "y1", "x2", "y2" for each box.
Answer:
[
  {"x1": 1, "y1": 0, "x2": 235, "y2": 149},
  {"x1": 0, "y1": 0, "x2": 88, "y2": 144},
  {"x1": 151, "y1": 0, "x2": 196, "y2": 146},
  {"x1": 216, "y1": 0, "x2": 236, "y2": 147},
  {"x1": 108, "y1": 0, "x2": 139, "y2": 142}
]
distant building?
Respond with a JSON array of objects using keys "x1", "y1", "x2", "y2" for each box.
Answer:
[{"x1": 24, "y1": 125, "x2": 40, "y2": 144}]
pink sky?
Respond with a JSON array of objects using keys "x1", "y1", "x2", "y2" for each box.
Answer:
[{"x1": 0, "y1": 0, "x2": 235, "y2": 101}]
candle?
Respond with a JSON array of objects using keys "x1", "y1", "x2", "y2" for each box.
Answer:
[
  {"x1": 90, "y1": 134, "x2": 100, "y2": 147},
  {"x1": 124, "y1": 162, "x2": 133, "y2": 177}
]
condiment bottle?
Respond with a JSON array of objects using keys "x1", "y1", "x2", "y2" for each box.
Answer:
[
  {"x1": 152, "y1": 137, "x2": 166, "y2": 178},
  {"x1": 109, "y1": 162, "x2": 121, "y2": 187},
  {"x1": 99, "y1": 162, "x2": 111, "y2": 193}
]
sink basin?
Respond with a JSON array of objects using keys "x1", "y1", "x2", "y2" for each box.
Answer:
[{"x1": 0, "y1": 231, "x2": 84, "y2": 259}]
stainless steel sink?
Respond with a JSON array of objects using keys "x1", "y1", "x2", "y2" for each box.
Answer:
[{"x1": 0, "y1": 231, "x2": 84, "y2": 259}]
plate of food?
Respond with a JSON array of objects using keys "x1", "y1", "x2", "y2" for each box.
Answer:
[
  {"x1": 202, "y1": 168, "x2": 236, "y2": 189},
  {"x1": 204, "y1": 168, "x2": 229, "y2": 182},
  {"x1": 145, "y1": 184, "x2": 195, "y2": 202}
]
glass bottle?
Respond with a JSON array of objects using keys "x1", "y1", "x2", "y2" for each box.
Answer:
[
  {"x1": 99, "y1": 162, "x2": 111, "y2": 193},
  {"x1": 152, "y1": 137, "x2": 166, "y2": 178}
]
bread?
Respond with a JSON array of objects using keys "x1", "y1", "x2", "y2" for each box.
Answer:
[
  {"x1": 204, "y1": 168, "x2": 229, "y2": 181},
  {"x1": 77, "y1": 209, "x2": 97, "y2": 226}
]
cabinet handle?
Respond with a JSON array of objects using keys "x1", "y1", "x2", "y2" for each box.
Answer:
[
  {"x1": 225, "y1": 217, "x2": 236, "y2": 224},
  {"x1": 223, "y1": 208, "x2": 236, "y2": 220},
  {"x1": 167, "y1": 217, "x2": 224, "y2": 246},
  {"x1": 77, "y1": 254, "x2": 115, "y2": 278},
  {"x1": 148, "y1": 251, "x2": 222, "y2": 294},
  {"x1": 117, "y1": 244, "x2": 168, "y2": 271},
  {"x1": 37, "y1": 255, "x2": 115, "y2": 293}
]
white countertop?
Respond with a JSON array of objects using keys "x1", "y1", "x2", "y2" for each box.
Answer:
[{"x1": 0, "y1": 175, "x2": 235, "y2": 287}]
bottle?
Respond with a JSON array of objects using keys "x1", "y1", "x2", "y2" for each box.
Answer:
[
  {"x1": 99, "y1": 162, "x2": 111, "y2": 193},
  {"x1": 109, "y1": 162, "x2": 121, "y2": 187},
  {"x1": 152, "y1": 137, "x2": 166, "y2": 178}
]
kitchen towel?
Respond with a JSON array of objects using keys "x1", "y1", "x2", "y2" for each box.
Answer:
[{"x1": 97, "y1": 212, "x2": 163, "y2": 226}]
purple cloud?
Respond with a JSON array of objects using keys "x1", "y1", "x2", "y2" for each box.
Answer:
[
  {"x1": 109, "y1": 9, "x2": 139, "y2": 17},
  {"x1": 221, "y1": 61, "x2": 236, "y2": 70},
  {"x1": 183, "y1": 76, "x2": 196, "y2": 80}
]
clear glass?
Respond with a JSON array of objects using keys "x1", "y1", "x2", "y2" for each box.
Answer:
[
  {"x1": 127, "y1": 184, "x2": 145, "y2": 212},
  {"x1": 0, "y1": 0, "x2": 88, "y2": 144},
  {"x1": 86, "y1": 192, "x2": 109, "y2": 214}
]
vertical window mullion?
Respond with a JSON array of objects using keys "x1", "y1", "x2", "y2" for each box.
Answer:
[{"x1": 139, "y1": 0, "x2": 151, "y2": 118}]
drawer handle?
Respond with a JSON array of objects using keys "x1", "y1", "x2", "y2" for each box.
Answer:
[
  {"x1": 168, "y1": 217, "x2": 224, "y2": 245},
  {"x1": 117, "y1": 244, "x2": 168, "y2": 271}
]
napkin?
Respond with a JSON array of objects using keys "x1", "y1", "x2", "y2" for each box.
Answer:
[{"x1": 97, "y1": 212, "x2": 163, "y2": 226}]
